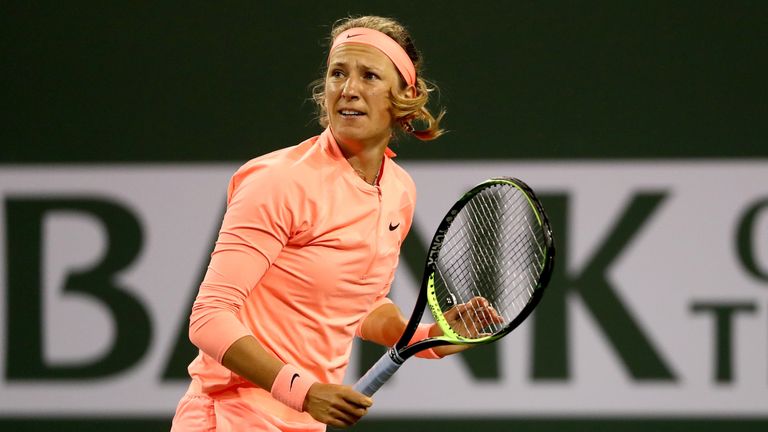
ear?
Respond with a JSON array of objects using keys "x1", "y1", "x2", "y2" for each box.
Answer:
[
  {"x1": 405, "y1": 85, "x2": 417, "y2": 98},
  {"x1": 396, "y1": 84, "x2": 417, "y2": 99}
]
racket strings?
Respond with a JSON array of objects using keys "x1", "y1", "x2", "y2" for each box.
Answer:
[
  {"x1": 436, "y1": 219, "x2": 541, "y2": 334},
  {"x1": 433, "y1": 184, "x2": 547, "y2": 339},
  {"x1": 470, "y1": 190, "x2": 544, "y2": 325},
  {"x1": 444, "y1": 191, "x2": 529, "y2": 331},
  {"x1": 438, "y1": 190, "x2": 532, "y2": 287},
  {"x1": 439, "y1": 190, "x2": 538, "y2": 303}
]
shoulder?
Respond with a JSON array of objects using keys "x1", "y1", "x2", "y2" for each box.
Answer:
[
  {"x1": 223, "y1": 137, "x2": 322, "y2": 235},
  {"x1": 385, "y1": 158, "x2": 417, "y2": 205},
  {"x1": 228, "y1": 136, "x2": 320, "y2": 200}
]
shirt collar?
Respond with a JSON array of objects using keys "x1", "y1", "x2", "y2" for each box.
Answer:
[{"x1": 319, "y1": 128, "x2": 393, "y2": 191}]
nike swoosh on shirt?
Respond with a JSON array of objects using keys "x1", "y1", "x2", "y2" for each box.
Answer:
[{"x1": 389, "y1": 222, "x2": 400, "y2": 231}]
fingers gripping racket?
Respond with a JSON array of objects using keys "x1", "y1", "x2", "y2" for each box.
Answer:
[{"x1": 353, "y1": 177, "x2": 556, "y2": 396}]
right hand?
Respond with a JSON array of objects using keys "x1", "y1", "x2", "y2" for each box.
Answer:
[{"x1": 303, "y1": 382, "x2": 373, "y2": 428}]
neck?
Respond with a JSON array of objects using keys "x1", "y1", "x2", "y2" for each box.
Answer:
[
  {"x1": 333, "y1": 134, "x2": 389, "y2": 185},
  {"x1": 348, "y1": 151, "x2": 383, "y2": 185}
]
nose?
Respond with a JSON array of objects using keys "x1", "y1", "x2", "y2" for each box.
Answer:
[{"x1": 341, "y1": 75, "x2": 361, "y2": 99}]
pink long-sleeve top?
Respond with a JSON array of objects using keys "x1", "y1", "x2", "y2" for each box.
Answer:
[{"x1": 184, "y1": 128, "x2": 415, "y2": 427}]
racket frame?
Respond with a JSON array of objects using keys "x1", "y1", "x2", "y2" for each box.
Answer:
[{"x1": 353, "y1": 177, "x2": 556, "y2": 396}]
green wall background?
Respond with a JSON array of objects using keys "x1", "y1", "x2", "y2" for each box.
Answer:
[
  {"x1": 2, "y1": 1, "x2": 767, "y2": 431},
  {"x1": 3, "y1": 1, "x2": 766, "y2": 163}
]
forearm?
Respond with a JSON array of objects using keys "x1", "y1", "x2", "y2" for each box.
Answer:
[
  {"x1": 358, "y1": 303, "x2": 407, "y2": 346},
  {"x1": 223, "y1": 335, "x2": 373, "y2": 426},
  {"x1": 220, "y1": 335, "x2": 285, "y2": 391},
  {"x1": 360, "y1": 302, "x2": 467, "y2": 358},
  {"x1": 188, "y1": 251, "x2": 272, "y2": 362}
]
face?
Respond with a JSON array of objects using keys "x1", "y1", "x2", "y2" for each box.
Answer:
[{"x1": 325, "y1": 44, "x2": 407, "y2": 150}]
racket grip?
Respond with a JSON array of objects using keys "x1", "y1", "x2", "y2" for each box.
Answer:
[{"x1": 352, "y1": 349, "x2": 403, "y2": 396}]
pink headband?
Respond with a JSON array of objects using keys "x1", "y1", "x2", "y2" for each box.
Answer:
[{"x1": 329, "y1": 27, "x2": 416, "y2": 87}]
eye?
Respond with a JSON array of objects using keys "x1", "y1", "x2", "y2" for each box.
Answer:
[
  {"x1": 329, "y1": 69, "x2": 345, "y2": 78},
  {"x1": 364, "y1": 72, "x2": 380, "y2": 80}
]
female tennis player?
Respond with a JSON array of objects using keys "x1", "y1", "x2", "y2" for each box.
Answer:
[{"x1": 171, "y1": 15, "x2": 499, "y2": 431}]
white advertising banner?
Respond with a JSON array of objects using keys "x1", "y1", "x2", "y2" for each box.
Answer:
[{"x1": 0, "y1": 162, "x2": 766, "y2": 418}]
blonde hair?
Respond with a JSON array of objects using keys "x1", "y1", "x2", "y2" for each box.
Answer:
[{"x1": 311, "y1": 16, "x2": 445, "y2": 141}]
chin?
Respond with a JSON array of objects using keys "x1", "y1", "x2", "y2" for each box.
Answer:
[
  {"x1": 331, "y1": 122, "x2": 390, "y2": 147},
  {"x1": 332, "y1": 124, "x2": 365, "y2": 140}
]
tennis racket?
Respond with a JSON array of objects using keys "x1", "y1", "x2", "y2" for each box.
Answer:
[{"x1": 353, "y1": 177, "x2": 555, "y2": 396}]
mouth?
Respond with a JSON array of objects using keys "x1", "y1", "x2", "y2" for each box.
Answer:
[{"x1": 338, "y1": 109, "x2": 366, "y2": 117}]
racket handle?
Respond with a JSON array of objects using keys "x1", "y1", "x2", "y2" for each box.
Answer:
[{"x1": 352, "y1": 349, "x2": 403, "y2": 396}]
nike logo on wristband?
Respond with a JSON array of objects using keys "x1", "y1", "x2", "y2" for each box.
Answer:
[
  {"x1": 290, "y1": 373, "x2": 300, "y2": 390},
  {"x1": 389, "y1": 222, "x2": 400, "y2": 231}
]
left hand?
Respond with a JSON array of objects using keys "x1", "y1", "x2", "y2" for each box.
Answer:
[{"x1": 431, "y1": 296, "x2": 504, "y2": 357}]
